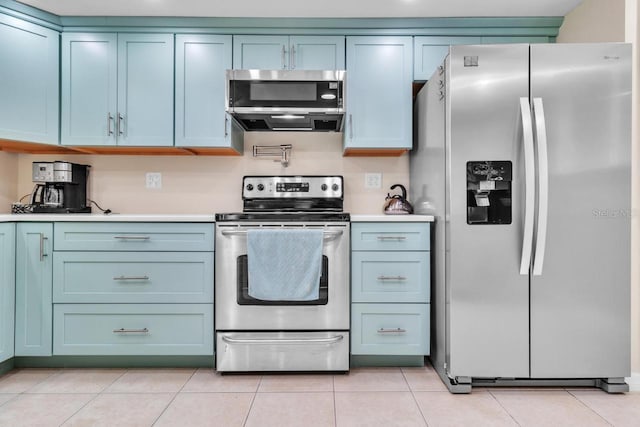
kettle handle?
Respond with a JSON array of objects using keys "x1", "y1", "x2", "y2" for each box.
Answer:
[{"x1": 390, "y1": 184, "x2": 407, "y2": 200}]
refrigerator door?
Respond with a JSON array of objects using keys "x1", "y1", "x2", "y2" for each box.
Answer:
[
  {"x1": 529, "y1": 43, "x2": 631, "y2": 378},
  {"x1": 447, "y1": 45, "x2": 530, "y2": 378}
]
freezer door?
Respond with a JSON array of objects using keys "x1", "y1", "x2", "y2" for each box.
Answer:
[
  {"x1": 529, "y1": 43, "x2": 631, "y2": 378},
  {"x1": 447, "y1": 45, "x2": 530, "y2": 378}
]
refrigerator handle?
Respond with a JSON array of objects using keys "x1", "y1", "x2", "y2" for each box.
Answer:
[
  {"x1": 532, "y1": 98, "x2": 549, "y2": 276},
  {"x1": 519, "y1": 97, "x2": 535, "y2": 275}
]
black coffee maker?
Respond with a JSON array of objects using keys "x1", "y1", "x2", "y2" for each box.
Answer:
[{"x1": 31, "y1": 161, "x2": 91, "y2": 213}]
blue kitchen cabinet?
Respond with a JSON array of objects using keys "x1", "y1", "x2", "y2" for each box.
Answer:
[
  {"x1": 344, "y1": 36, "x2": 413, "y2": 153},
  {"x1": 15, "y1": 223, "x2": 53, "y2": 356},
  {"x1": 351, "y1": 222, "x2": 430, "y2": 359},
  {"x1": 61, "y1": 33, "x2": 174, "y2": 147},
  {"x1": 481, "y1": 36, "x2": 550, "y2": 44},
  {"x1": 0, "y1": 14, "x2": 59, "y2": 145},
  {"x1": 0, "y1": 224, "x2": 15, "y2": 363},
  {"x1": 233, "y1": 35, "x2": 345, "y2": 70},
  {"x1": 413, "y1": 36, "x2": 481, "y2": 81},
  {"x1": 175, "y1": 34, "x2": 242, "y2": 151}
]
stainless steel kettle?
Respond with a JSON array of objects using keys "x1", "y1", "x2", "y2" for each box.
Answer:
[{"x1": 383, "y1": 184, "x2": 414, "y2": 215}]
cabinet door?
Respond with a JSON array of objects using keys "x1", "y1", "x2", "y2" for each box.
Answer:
[
  {"x1": 344, "y1": 36, "x2": 413, "y2": 151},
  {"x1": 413, "y1": 36, "x2": 480, "y2": 81},
  {"x1": 481, "y1": 36, "x2": 549, "y2": 44},
  {"x1": 15, "y1": 223, "x2": 53, "y2": 356},
  {"x1": 175, "y1": 34, "x2": 234, "y2": 147},
  {"x1": 0, "y1": 15, "x2": 59, "y2": 145},
  {"x1": 61, "y1": 33, "x2": 118, "y2": 146},
  {"x1": 0, "y1": 224, "x2": 15, "y2": 363},
  {"x1": 233, "y1": 35, "x2": 289, "y2": 69},
  {"x1": 117, "y1": 33, "x2": 174, "y2": 146},
  {"x1": 289, "y1": 36, "x2": 345, "y2": 70}
]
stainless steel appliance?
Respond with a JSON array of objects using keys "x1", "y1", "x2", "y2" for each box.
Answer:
[
  {"x1": 30, "y1": 161, "x2": 91, "y2": 213},
  {"x1": 410, "y1": 43, "x2": 631, "y2": 393},
  {"x1": 226, "y1": 70, "x2": 345, "y2": 131},
  {"x1": 215, "y1": 175, "x2": 350, "y2": 372}
]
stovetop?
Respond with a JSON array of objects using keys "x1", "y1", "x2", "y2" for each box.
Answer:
[{"x1": 215, "y1": 212, "x2": 350, "y2": 222}]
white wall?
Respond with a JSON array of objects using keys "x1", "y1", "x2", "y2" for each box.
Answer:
[
  {"x1": 0, "y1": 152, "x2": 18, "y2": 212},
  {"x1": 14, "y1": 133, "x2": 409, "y2": 215}
]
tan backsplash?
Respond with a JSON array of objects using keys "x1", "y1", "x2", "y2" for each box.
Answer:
[
  {"x1": 11, "y1": 133, "x2": 409, "y2": 214},
  {"x1": 0, "y1": 152, "x2": 18, "y2": 211}
]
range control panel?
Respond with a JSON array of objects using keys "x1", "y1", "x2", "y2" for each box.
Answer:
[{"x1": 242, "y1": 176, "x2": 343, "y2": 199}]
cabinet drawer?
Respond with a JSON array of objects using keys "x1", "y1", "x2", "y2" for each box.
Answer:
[
  {"x1": 53, "y1": 304, "x2": 213, "y2": 356},
  {"x1": 351, "y1": 223, "x2": 429, "y2": 251},
  {"x1": 54, "y1": 223, "x2": 214, "y2": 252},
  {"x1": 351, "y1": 303, "x2": 429, "y2": 355},
  {"x1": 352, "y1": 252, "x2": 429, "y2": 303},
  {"x1": 53, "y1": 252, "x2": 213, "y2": 303}
]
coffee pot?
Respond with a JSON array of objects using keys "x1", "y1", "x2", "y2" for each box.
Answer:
[{"x1": 383, "y1": 184, "x2": 414, "y2": 215}]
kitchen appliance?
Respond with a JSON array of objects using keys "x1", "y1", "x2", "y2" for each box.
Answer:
[
  {"x1": 410, "y1": 43, "x2": 631, "y2": 393},
  {"x1": 226, "y1": 70, "x2": 345, "y2": 131},
  {"x1": 383, "y1": 184, "x2": 414, "y2": 215},
  {"x1": 215, "y1": 175, "x2": 350, "y2": 372},
  {"x1": 31, "y1": 161, "x2": 91, "y2": 213}
]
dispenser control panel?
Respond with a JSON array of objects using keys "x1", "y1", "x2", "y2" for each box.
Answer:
[{"x1": 466, "y1": 161, "x2": 512, "y2": 225}]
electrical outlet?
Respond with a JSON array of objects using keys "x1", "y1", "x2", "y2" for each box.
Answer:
[
  {"x1": 145, "y1": 172, "x2": 162, "y2": 189},
  {"x1": 364, "y1": 173, "x2": 382, "y2": 189}
]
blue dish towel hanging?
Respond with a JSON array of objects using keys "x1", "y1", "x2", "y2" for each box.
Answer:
[{"x1": 247, "y1": 228, "x2": 323, "y2": 301}]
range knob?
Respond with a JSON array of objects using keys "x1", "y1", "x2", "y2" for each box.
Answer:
[
  {"x1": 245, "y1": 184, "x2": 254, "y2": 191},
  {"x1": 257, "y1": 184, "x2": 265, "y2": 191},
  {"x1": 332, "y1": 183, "x2": 340, "y2": 192},
  {"x1": 321, "y1": 184, "x2": 328, "y2": 191}
]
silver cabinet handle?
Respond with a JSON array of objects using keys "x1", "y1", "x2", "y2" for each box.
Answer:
[
  {"x1": 376, "y1": 236, "x2": 407, "y2": 241},
  {"x1": 113, "y1": 235, "x2": 151, "y2": 240},
  {"x1": 107, "y1": 113, "x2": 114, "y2": 136},
  {"x1": 117, "y1": 113, "x2": 125, "y2": 136},
  {"x1": 113, "y1": 276, "x2": 150, "y2": 281},
  {"x1": 281, "y1": 45, "x2": 286, "y2": 69},
  {"x1": 221, "y1": 335, "x2": 344, "y2": 345},
  {"x1": 290, "y1": 45, "x2": 296, "y2": 69},
  {"x1": 349, "y1": 114, "x2": 353, "y2": 139},
  {"x1": 378, "y1": 328, "x2": 406, "y2": 334},
  {"x1": 113, "y1": 328, "x2": 149, "y2": 334},
  {"x1": 39, "y1": 234, "x2": 48, "y2": 261},
  {"x1": 532, "y1": 98, "x2": 549, "y2": 276},
  {"x1": 519, "y1": 97, "x2": 535, "y2": 275},
  {"x1": 377, "y1": 276, "x2": 407, "y2": 281}
]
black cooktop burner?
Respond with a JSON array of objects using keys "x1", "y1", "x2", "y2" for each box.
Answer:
[{"x1": 215, "y1": 212, "x2": 350, "y2": 222}]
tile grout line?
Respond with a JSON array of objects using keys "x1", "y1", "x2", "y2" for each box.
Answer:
[
  {"x1": 401, "y1": 367, "x2": 430, "y2": 427},
  {"x1": 150, "y1": 368, "x2": 198, "y2": 426},
  {"x1": 487, "y1": 389, "x2": 523, "y2": 427},
  {"x1": 332, "y1": 373, "x2": 337, "y2": 427},
  {"x1": 241, "y1": 373, "x2": 263, "y2": 427},
  {"x1": 566, "y1": 389, "x2": 615, "y2": 427}
]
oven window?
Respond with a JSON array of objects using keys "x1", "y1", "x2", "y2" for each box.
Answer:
[{"x1": 237, "y1": 255, "x2": 329, "y2": 305}]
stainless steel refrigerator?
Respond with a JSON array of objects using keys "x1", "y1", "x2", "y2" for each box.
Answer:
[{"x1": 410, "y1": 43, "x2": 631, "y2": 393}]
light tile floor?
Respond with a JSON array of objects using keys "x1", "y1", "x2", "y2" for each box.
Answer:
[{"x1": 0, "y1": 363, "x2": 638, "y2": 426}]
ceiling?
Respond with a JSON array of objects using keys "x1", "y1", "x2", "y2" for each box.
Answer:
[{"x1": 17, "y1": 0, "x2": 584, "y2": 18}]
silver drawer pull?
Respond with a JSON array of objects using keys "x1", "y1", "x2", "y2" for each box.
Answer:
[
  {"x1": 377, "y1": 276, "x2": 407, "y2": 281},
  {"x1": 221, "y1": 335, "x2": 344, "y2": 345},
  {"x1": 376, "y1": 236, "x2": 407, "y2": 241},
  {"x1": 113, "y1": 328, "x2": 149, "y2": 334},
  {"x1": 113, "y1": 276, "x2": 150, "y2": 281},
  {"x1": 377, "y1": 328, "x2": 407, "y2": 334},
  {"x1": 114, "y1": 235, "x2": 151, "y2": 240}
]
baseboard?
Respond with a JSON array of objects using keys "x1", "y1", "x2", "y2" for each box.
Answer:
[{"x1": 626, "y1": 372, "x2": 640, "y2": 392}]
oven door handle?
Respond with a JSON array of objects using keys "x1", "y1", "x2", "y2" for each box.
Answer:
[
  {"x1": 220, "y1": 229, "x2": 344, "y2": 241},
  {"x1": 221, "y1": 335, "x2": 344, "y2": 345}
]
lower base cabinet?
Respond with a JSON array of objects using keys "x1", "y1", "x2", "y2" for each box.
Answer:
[{"x1": 53, "y1": 304, "x2": 214, "y2": 356}]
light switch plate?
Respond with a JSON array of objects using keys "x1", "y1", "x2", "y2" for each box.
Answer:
[
  {"x1": 145, "y1": 172, "x2": 162, "y2": 189},
  {"x1": 365, "y1": 173, "x2": 382, "y2": 189}
]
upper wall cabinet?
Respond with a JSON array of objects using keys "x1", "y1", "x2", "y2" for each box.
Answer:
[
  {"x1": 61, "y1": 33, "x2": 174, "y2": 147},
  {"x1": 344, "y1": 36, "x2": 412, "y2": 155},
  {"x1": 233, "y1": 35, "x2": 345, "y2": 70},
  {"x1": 414, "y1": 36, "x2": 481, "y2": 81},
  {"x1": 0, "y1": 15, "x2": 59, "y2": 145},
  {"x1": 175, "y1": 34, "x2": 242, "y2": 152}
]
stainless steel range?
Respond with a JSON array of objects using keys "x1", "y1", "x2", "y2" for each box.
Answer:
[{"x1": 215, "y1": 175, "x2": 350, "y2": 372}]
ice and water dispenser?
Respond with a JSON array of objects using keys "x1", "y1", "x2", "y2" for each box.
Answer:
[{"x1": 466, "y1": 161, "x2": 512, "y2": 224}]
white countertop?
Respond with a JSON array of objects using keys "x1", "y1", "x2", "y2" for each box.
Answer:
[
  {"x1": 0, "y1": 214, "x2": 215, "y2": 222},
  {"x1": 350, "y1": 214, "x2": 434, "y2": 222},
  {"x1": 0, "y1": 213, "x2": 435, "y2": 223}
]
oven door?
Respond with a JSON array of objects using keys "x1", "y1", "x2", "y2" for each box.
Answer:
[{"x1": 215, "y1": 222, "x2": 350, "y2": 331}]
